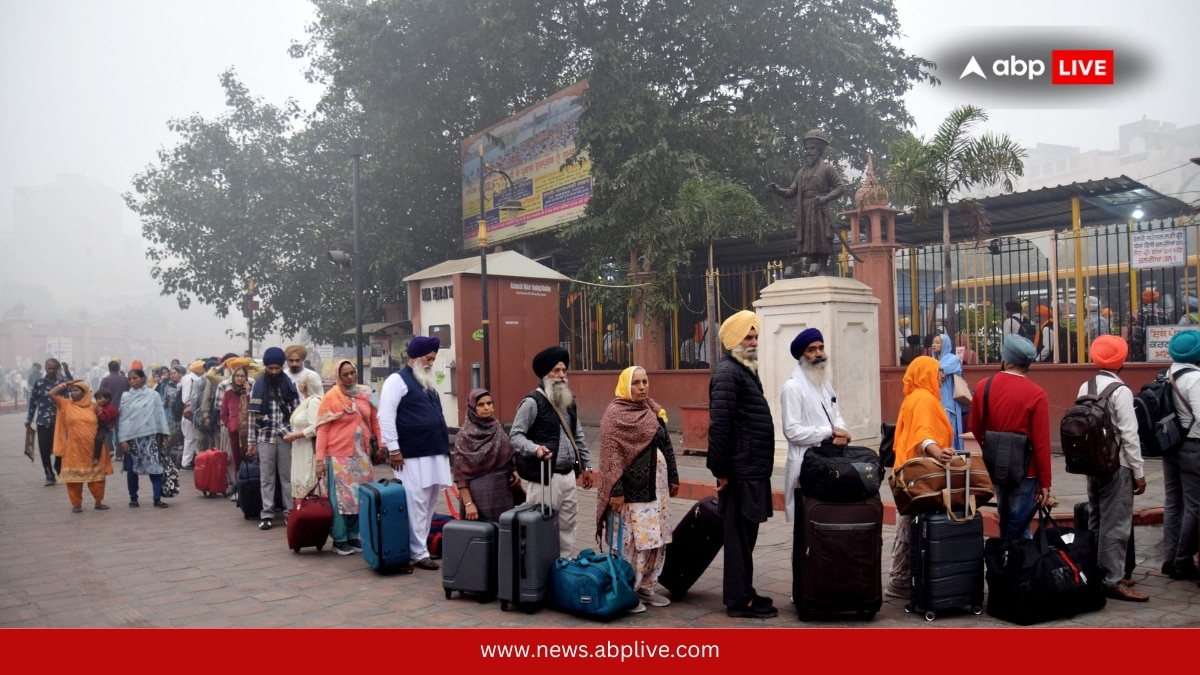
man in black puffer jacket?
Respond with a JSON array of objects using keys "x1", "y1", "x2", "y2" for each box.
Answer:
[{"x1": 707, "y1": 309, "x2": 777, "y2": 618}]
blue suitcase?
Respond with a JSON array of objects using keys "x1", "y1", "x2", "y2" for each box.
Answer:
[
  {"x1": 442, "y1": 519, "x2": 499, "y2": 602},
  {"x1": 359, "y1": 478, "x2": 413, "y2": 574},
  {"x1": 498, "y1": 463, "x2": 558, "y2": 612}
]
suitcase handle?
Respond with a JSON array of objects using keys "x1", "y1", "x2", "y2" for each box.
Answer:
[{"x1": 941, "y1": 451, "x2": 977, "y2": 522}]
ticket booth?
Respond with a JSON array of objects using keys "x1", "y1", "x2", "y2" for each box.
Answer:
[{"x1": 403, "y1": 250, "x2": 568, "y2": 427}]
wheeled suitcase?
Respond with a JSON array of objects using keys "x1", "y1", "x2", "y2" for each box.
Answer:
[
  {"x1": 793, "y1": 490, "x2": 883, "y2": 620},
  {"x1": 1073, "y1": 501, "x2": 1135, "y2": 581},
  {"x1": 194, "y1": 448, "x2": 227, "y2": 497},
  {"x1": 906, "y1": 452, "x2": 985, "y2": 621},
  {"x1": 359, "y1": 478, "x2": 413, "y2": 573},
  {"x1": 660, "y1": 496, "x2": 722, "y2": 598},
  {"x1": 236, "y1": 458, "x2": 262, "y2": 521},
  {"x1": 442, "y1": 519, "x2": 499, "y2": 602},
  {"x1": 498, "y1": 462, "x2": 558, "y2": 612},
  {"x1": 286, "y1": 487, "x2": 333, "y2": 553}
]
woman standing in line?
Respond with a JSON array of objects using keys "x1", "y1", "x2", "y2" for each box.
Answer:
[
  {"x1": 314, "y1": 360, "x2": 380, "y2": 556},
  {"x1": 451, "y1": 388, "x2": 518, "y2": 523},
  {"x1": 118, "y1": 368, "x2": 171, "y2": 508},
  {"x1": 50, "y1": 380, "x2": 111, "y2": 512},
  {"x1": 286, "y1": 376, "x2": 324, "y2": 499},
  {"x1": 596, "y1": 366, "x2": 680, "y2": 613}
]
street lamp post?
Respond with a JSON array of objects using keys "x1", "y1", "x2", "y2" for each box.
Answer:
[
  {"x1": 476, "y1": 145, "x2": 523, "y2": 391},
  {"x1": 352, "y1": 153, "x2": 364, "y2": 384}
]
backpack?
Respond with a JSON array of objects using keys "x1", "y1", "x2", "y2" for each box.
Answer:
[
  {"x1": 170, "y1": 387, "x2": 185, "y2": 423},
  {"x1": 1133, "y1": 367, "x2": 1198, "y2": 457},
  {"x1": 1017, "y1": 316, "x2": 1038, "y2": 340},
  {"x1": 1060, "y1": 378, "x2": 1125, "y2": 476}
]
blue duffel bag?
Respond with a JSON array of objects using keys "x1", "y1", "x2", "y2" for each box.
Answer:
[{"x1": 549, "y1": 514, "x2": 640, "y2": 620}]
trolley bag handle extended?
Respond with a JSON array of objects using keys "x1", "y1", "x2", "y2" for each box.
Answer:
[
  {"x1": 940, "y1": 450, "x2": 977, "y2": 522},
  {"x1": 517, "y1": 460, "x2": 554, "y2": 582}
]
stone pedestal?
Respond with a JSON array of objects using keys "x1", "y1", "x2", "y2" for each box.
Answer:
[{"x1": 754, "y1": 276, "x2": 882, "y2": 461}]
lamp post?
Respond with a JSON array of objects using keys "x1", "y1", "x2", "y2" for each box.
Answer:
[
  {"x1": 352, "y1": 153, "x2": 363, "y2": 384},
  {"x1": 476, "y1": 145, "x2": 523, "y2": 390}
]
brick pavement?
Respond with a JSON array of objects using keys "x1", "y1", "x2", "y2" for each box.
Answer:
[{"x1": 1, "y1": 413, "x2": 1198, "y2": 628}]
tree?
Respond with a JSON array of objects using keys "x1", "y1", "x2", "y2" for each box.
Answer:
[{"x1": 886, "y1": 105, "x2": 1025, "y2": 337}]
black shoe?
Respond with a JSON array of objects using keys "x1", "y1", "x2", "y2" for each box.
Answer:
[
  {"x1": 751, "y1": 594, "x2": 774, "y2": 608},
  {"x1": 44, "y1": 476, "x2": 57, "y2": 486},
  {"x1": 332, "y1": 541, "x2": 355, "y2": 556},
  {"x1": 129, "y1": 501, "x2": 139, "y2": 508},
  {"x1": 259, "y1": 519, "x2": 273, "y2": 530},
  {"x1": 1170, "y1": 563, "x2": 1200, "y2": 581},
  {"x1": 347, "y1": 539, "x2": 363, "y2": 553},
  {"x1": 153, "y1": 500, "x2": 169, "y2": 508},
  {"x1": 727, "y1": 603, "x2": 778, "y2": 619},
  {"x1": 1162, "y1": 561, "x2": 1174, "y2": 576}
]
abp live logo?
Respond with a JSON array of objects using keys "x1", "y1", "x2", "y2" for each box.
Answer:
[{"x1": 1051, "y1": 50, "x2": 1114, "y2": 85}]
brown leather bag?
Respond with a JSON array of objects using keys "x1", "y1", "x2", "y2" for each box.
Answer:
[{"x1": 890, "y1": 453, "x2": 995, "y2": 519}]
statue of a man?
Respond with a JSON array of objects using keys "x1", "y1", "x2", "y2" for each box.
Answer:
[{"x1": 767, "y1": 129, "x2": 845, "y2": 274}]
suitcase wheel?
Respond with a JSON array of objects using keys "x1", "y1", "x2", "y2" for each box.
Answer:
[
  {"x1": 501, "y1": 600, "x2": 509, "y2": 612},
  {"x1": 924, "y1": 610, "x2": 936, "y2": 622},
  {"x1": 904, "y1": 603, "x2": 913, "y2": 613},
  {"x1": 316, "y1": 544, "x2": 324, "y2": 552},
  {"x1": 971, "y1": 605, "x2": 983, "y2": 615},
  {"x1": 292, "y1": 548, "x2": 300, "y2": 554},
  {"x1": 444, "y1": 588, "x2": 453, "y2": 600},
  {"x1": 858, "y1": 610, "x2": 876, "y2": 621}
]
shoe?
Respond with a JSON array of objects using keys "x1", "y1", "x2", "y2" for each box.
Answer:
[
  {"x1": 347, "y1": 539, "x2": 363, "y2": 553},
  {"x1": 1169, "y1": 563, "x2": 1200, "y2": 581},
  {"x1": 637, "y1": 589, "x2": 671, "y2": 607},
  {"x1": 332, "y1": 541, "x2": 355, "y2": 556},
  {"x1": 1106, "y1": 584, "x2": 1149, "y2": 602},
  {"x1": 751, "y1": 594, "x2": 774, "y2": 608},
  {"x1": 71, "y1": 506, "x2": 82, "y2": 513},
  {"x1": 259, "y1": 519, "x2": 273, "y2": 530},
  {"x1": 884, "y1": 583, "x2": 911, "y2": 599},
  {"x1": 229, "y1": 493, "x2": 238, "y2": 502},
  {"x1": 1118, "y1": 578, "x2": 1136, "y2": 588},
  {"x1": 94, "y1": 504, "x2": 110, "y2": 511},
  {"x1": 413, "y1": 558, "x2": 440, "y2": 570},
  {"x1": 629, "y1": 601, "x2": 647, "y2": 614},
  {"x1": 727, "y1": 603, "x2": 778, "y2": 619},
  {"x1": 44, "y1": 477, "x2": 57, "y2": 486},
  {"x1": 153, "y1": 500, "x2": 169, "y2": 508},
  {"x1": 129, "y1": 501, "x2": 139, "y2": 508},
  {"x1": 1162, "y1": 560, "x2": 1175, "y2": 576}
]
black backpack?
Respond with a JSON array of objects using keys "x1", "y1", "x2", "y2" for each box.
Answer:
[
  {"x1": 1060, "y1": 378, "x2": 1125, "y2": 476},
  {"x1": 1133, "y1": 367, "x2": 1198, "y2": 457},
  {"x1": 1017, "y1": 316, "x2": 1038, "y2": 340},
  {"x1": 170, "y1": 387, "x2": 185, "y2": 423}
]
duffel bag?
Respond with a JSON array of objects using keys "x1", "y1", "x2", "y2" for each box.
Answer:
[
  {"x1": 799, "y1": 441, "x2": 883, "y2": 502},
  {"x1": 890, "y1": 453, "x2": 994, "y2": 517},
  {"x1": 549, "y1": 514, "x2": 639, "y2": 620},
  {"x1": 984, "y1": 506, "x2": 1105, "y2": 625}
]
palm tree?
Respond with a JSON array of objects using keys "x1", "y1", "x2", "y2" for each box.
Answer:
[{"x1": 888, "y1": 105, "x2": 1025, "y2": 338}]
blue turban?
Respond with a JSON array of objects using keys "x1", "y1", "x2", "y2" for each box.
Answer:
[
  {"x1": 790, "y1": 328, "x2": 824, "y2": 360},
  {"x1": 262, "y1": 347, "x2": 285, "y2": 366},
  {"x1": 1169, "y1": 330, "x2": 1200, "y2": 364},
  {"x1": 1001, "y1": 334, "x2": 1036, "y2": 367},
  {"x1": 407, "y1": 335, "x2": 440, "y2": 359}
]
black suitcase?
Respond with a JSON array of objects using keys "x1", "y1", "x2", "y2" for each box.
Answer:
[
  {"x1": 906, "y1": 452, "x2": 985, "y2": 621},
  {"x1": 442, "y1": 519, "x2": 499, "y2": 602},
  {"x1": 498, "y1": 463, "x2": 558, "y2": 612},
  {"x1": 1073, "y1": 501, "x2": 1135, "y2": 581},
  {"x1": 236, "y1": 459, "x2": 262, "y2": 521},
  {"x1": 660, "y1": 496, "x2": 722, "y2": 599},
  {"x1": 793, "y1": 490, "x2": 883, "y2": 620}
]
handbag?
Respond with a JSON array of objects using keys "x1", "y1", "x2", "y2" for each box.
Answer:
[
  {"x1": 355, "y1": 401, "x2": 386, "y2": 466},
  {"x1": 24, "y1": 427, "x2": 35, "y2": 462},
  {"x1": 799, "y1": 440, "x2": 882, "y2": 502},
  {"x1": 984, "y1": 506, "x2": 1105, "y2": 625},
  {"x1": 548, "y1": 513, "x2": 640, "y2": 620},
  {"x1": 952, "y1": 373, "x2": 973, "y2": 407},
  {"x1": 979, "y1": 376, "x2": 1031, "y2": 487},
  {"x1": 889, "y1": 453, "x2": 995, "y2": 518}
]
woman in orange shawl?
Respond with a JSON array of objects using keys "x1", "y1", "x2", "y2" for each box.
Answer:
[
  {"x1": 314, "y1": 360, "x2": 379, "y2": 556},
  {"x1": 886, "y1": 356, "x2": 956, "y2": 599},
  {"x1": 50, "y1": 380, "x2": 112, "y2": 512}
]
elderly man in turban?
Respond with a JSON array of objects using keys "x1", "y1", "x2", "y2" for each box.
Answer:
[
  {"x1": 283, "y1": 344, "x2": 323, "y2": 398},
  {"x1": 247, "y1": 347, "x2": 300, "y2": 530},
  {"x1": 969, "y1": 335, "x2": 1051, "y2": 539},
  {"x1": 1163, "y1": 330, "x2": 1200, "y2": 582},
  {"x1": 707, "y1": 310, "x2": 777, "y2": 618},
  {"x1": 509, "y1": 345, "x2": 593, "y2": 558},
  {"x1": 1077, "y1": 336, "x2": 1148, "y2": 601},
  {"x1": 377, "y1": 336, "x2": 452, "y2": 569},
  {"x1": 780, "y1": 328, "x2": 850, "y2": 525},
  {"x1": 178, "y1": 359, "x2": 206, "y2": 469}
]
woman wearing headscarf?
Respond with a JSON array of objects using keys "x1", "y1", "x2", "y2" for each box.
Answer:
[
  {"x1": 452, "y1": 388, "x2": 518, "y2": 523},
  {"x1": 936, "y1": 336, "x2": 966, "y2": 451},
  {"x1": 885, "y1": 356, "x2": 956, "y2": 599},
  {"x1": 219, "y1": 364, "x2": 253, "y2": 493},
  {"x1": 50, "y1": 379, "x2": 111, "y2": 512},
  {"x1": 159, "y1": 365, "x2": 186, "y2": 463},
  {"x1": 596, "y1": 366, "x2": 680, "y2": 613},
  {"x1": 314, "y1": 359, "x2": 380, "y2": 556},
  {"x1": 118, "y1": 368, "x2": 172, "y2": 508},
  {"x1": 286, "y1": 372, "x2": 324, "y2": 499}
]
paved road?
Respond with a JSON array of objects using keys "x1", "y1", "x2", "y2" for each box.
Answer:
[{"x1": 2, "y1": 413, "x2": 1198, "y2": 628}]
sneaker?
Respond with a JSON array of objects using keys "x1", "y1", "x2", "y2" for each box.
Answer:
[
  {"x1": 153, "y1": 500, "x2": 169, "y2": 508},
  {"x1": 71, "y1": 506, "x2": 82, "y2": 513},
  {"x1": 259, "y1": 519, "x2": 273, "y2": 530},
  {"x1": 128, "y1": 501, "x2": 139, "y2": 508},
  {"x1": 637, "y1": 589, "x2": 671, "y2": 607},
  {"x1": 332, "y1": 541, "x2": 355, "y2": 556},
  {"x1": 347, "y1": 539, "x2": 363, "y2": 553},
  {"x1": 629, "y1": 601, "x2": 647, "y2": 614},
  {"x1": 727, "y1": 603, "x2": 778, "y2": 619}
]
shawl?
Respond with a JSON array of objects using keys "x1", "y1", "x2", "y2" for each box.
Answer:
[
  {"x1": 249, "y1": 370, "x2": 299, "y2": 418},
  {"x1": 118, "y1": 384, "x2": 169, "y2": 442},
  {"x1": 52, "y1": 382, "x2": 98, "y2": 457},
  {"x1": 595, "y1": 366, "x2": 665, "y2": 541},
  {"x1": 315, "y1": 361, "x2": 370, "y2": 433},
  {"x1": 452, "y1": 388, "x2": 515, "y2": 485},
  {"x1": 893, "y1": 356, "x2": 954, "y2": 468}
]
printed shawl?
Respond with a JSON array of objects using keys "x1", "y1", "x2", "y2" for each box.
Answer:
[
  {"x1": 595, "y1": 366, "x2": 665, "y2": 542},
  {"x1": 452, "y1": 388, "x2": 515, "y2": 485}
]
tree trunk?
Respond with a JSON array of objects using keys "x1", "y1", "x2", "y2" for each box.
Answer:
[{"x1": 942, "y1": 204, "x2": 956, "y2": 339}]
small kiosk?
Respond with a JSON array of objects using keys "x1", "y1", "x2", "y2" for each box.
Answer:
[{"x1": 403, "y1": 251, "x2": 568, "y2": 427}]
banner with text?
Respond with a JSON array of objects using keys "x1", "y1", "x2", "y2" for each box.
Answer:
[{"x1": 1131, "y1": 229, "x2": 1186, "y2": 270}]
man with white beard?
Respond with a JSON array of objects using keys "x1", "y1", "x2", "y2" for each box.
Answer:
[
  {"x1": 378, "y1": 336, "x2": 451, "y2": 570},
  {"x1": 780, "y1": 328, "x2": 850, "y2": 525},
  {"x1": 510, "y1": 345, "x2": 594, "y2": 558}
]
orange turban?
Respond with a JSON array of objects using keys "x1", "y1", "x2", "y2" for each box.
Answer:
[
  {"x1": 1142, "y1": 289, "x2": 1160, "y2": 304},
  {"x1": 1090, "y1": 335, "x2": 1128, "y2": 370}
]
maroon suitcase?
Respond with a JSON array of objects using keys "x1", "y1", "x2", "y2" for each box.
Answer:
[
  {"x1": 287, "y1": 489, "x2": 333, "y2": 553},
  {"x1": 193, "y1": 448, "x2": 227, "y2": 497}
]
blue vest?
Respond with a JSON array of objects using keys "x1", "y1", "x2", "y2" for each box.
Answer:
[{"x1": 394, "y1": 367, "x2": 449, "y2": 458}]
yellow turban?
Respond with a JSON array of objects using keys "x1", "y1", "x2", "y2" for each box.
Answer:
[
  {"x1": 224, "y1": 357, "x2": 252, "y2": 372},
  {"x1": 718, "y1": 310, "x2": 760, "y2": 351},
  {"x1": 285, "y1": 344, "x2": 307, "y2": 360},
  {"x1": 188, "y1": 360, "x2": 206, "y2": 375}
]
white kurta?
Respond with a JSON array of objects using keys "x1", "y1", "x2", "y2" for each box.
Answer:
[{"x1": 780, "y1": 364, "x2": 846, "y2": 523}]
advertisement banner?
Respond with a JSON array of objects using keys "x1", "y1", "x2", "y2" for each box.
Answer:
[{"x1": 462, "y1": 80, "x2": 590, "y2": 249}]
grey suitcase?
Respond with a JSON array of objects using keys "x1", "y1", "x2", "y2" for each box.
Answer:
[
  {"x1": 498, "y1": 462, "x2": 558, "y2": 612},
  {"x1": 442, "y1": 519, "x2": 498, "y2": 602}
]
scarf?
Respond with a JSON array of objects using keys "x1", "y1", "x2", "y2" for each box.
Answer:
[
  {"x1": 595, "y1": 366, "x2": 665, "y2": 543},
  {"x1": 249, "y1": 371, "x2": 299, "y2": 419},
  {"x1": 893, "y1": 356, "x2": 954, "y2": 468},
  {"x1": 314, "y1": 361, "x2": 372, "y2": 447},
  {"x1": 452, "y1": 388, "x2": 515, "y2": 485},
  {"x1": 118, "y1": 385, "x2": 169, "y2": 442},
  {"x1": 52, "y1": 382, "x2": 98, "y2": 456}
]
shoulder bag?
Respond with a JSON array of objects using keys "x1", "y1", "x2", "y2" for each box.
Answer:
[
  {"x1": 952, "y1": 373, "x2": 973, "y2": 407},
  {"x1": 890, "y1": 452, "x2": 994, "y2": 518},
  {"x1": 979, "y1": 376, "x2": 1032, "y2": 488}
]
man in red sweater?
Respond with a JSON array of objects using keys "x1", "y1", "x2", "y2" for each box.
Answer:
[{"x1": 970, "y1": 334, "x2": 1052, "y2": 539}]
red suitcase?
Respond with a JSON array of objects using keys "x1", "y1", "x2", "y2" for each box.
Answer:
[
  {"x1": 287, "y1": 488, "x2": 333, "y2": 553},
  {"x1": 193, "y1": 448, "x2": 227, "y2": 497}
]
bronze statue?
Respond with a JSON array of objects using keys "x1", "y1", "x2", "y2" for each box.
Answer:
[{"x1": 767, "y1": 129, "x2": 845, "y2": 274}]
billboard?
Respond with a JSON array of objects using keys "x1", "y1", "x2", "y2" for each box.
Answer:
[{"x1": 461, "y1": 80, "x2": 590, "y2": 249}]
